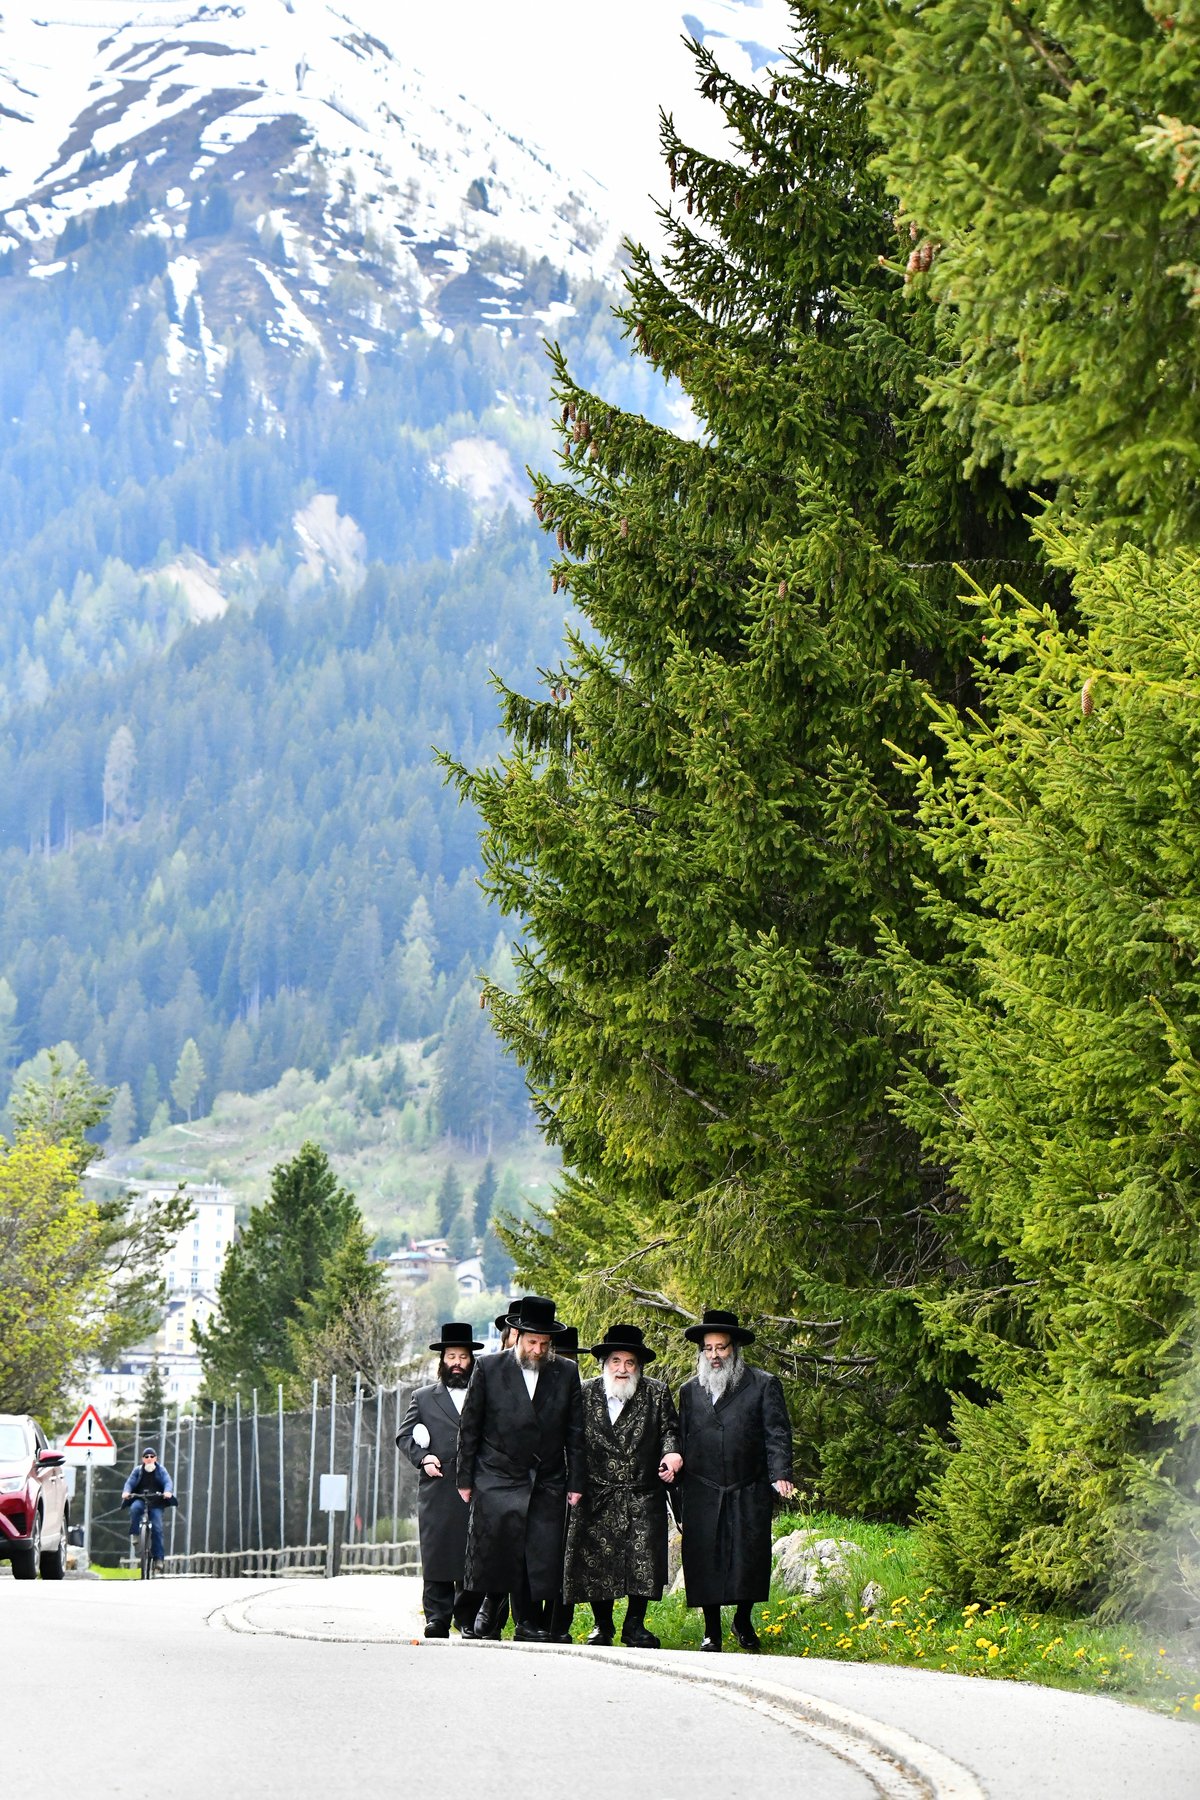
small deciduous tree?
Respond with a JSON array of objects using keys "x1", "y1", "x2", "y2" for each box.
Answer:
[
  {"x1": 10, "y1": 1051, "x2": 192, "y2": 1365},
  {"x1": 0, "y1": 1132, "x2": 105, "y2": 1415}
]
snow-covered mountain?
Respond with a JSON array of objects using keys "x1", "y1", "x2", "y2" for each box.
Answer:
[{"x1": 0, "y1": 0, "x2": 621, "y2": 344}]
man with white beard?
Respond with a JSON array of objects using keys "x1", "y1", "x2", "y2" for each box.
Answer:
[
  {"x1": 457, "y1": 1294, "x2": 585, "y2": 1640},
  {"x1": 562, "y1": 1324, "x2": 682, "y2": 1647},
  {"x1": 677, "y1": 1308, "x2": 794, "y2": 1652}
]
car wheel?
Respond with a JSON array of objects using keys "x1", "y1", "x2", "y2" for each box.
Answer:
[
  {"x1": 39, "y1": 1511, "x2": 67, "y2": 1580},
  {"x1": 11, "y1": 1510, "x2": 41, "y2": 1580}
]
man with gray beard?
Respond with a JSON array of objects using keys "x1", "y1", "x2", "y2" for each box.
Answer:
[
  {"x1": 678, "y1": 1308, "x2": 794, "y2": 1652},
  {"x1": 563, "y1": 1324, "x2": 682, "y2": 1647}
]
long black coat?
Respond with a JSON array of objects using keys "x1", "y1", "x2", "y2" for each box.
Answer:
[
  {"x1": 456, "y1": 1350, "x2": 586, "y2": 1600},
  {"x1": 563, "y1": 1375, "x2": 681, "y2": 1602},
  {"x1": 397, "y1": 1381, "x2": 470, "y2": 1584},
  {"x1": 678, "y1": 1364, "x2": 793, "y2": 1605}
]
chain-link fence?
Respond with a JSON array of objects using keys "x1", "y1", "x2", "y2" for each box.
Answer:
[{"x1": 87, "y1": 1377, "x2": 419, "y2": 1575}]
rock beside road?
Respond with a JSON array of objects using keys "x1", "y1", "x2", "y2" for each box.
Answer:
[{"x1": 771, "y1": 1529, "x2": 861, "y2": 1598}]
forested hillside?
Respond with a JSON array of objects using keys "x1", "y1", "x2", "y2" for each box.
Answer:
[{"x1": 0, "y1": 9, "x2": 670, "y2": 1144}]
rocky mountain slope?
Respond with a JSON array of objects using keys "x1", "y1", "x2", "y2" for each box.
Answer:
[{"x1": 0, "y1": 0, "x2": 619, "y2": 349}]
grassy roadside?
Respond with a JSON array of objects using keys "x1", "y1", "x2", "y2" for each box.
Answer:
[{"x1": 568, "y1": 1511, "x2": 1199, "y2": 1721}]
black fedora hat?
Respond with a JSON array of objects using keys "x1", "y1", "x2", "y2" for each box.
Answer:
[
  {"x1": 588, "y1": 1322, "x2": 656, "y2": 1364},
  {"x1": 429, "y1": 1321, "x2": 484, "y2": 1352},
  {"x1": 555, "y1": 1326, "x2": 580, "y2": 1359},
  {"x1": 494, "y1": 1297, "x2": 519, "y2": 1332},
  {"x1": 505, "y1": 1294, "x2": 566, "y2": 1336},
  {"x1": 683, "y1": 1307, "x2": 755, "y2": 1347}
]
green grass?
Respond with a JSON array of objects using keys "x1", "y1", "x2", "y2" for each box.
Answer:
[
  {"x1": 92, "y1": 1563, "x2": 141, "y2": 1579},
  {"x1": 568, "y1": 1511, "x2": 1200, "y2": 1721}
]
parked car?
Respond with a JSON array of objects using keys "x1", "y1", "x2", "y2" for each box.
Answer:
[{"x1": 0, "y1": 1414, "x2": 69, "y2": 1579}]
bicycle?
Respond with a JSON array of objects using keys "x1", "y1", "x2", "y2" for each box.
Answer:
[{"x1": 122, "y1": 1491, "x2": 177, "y2": 1578}]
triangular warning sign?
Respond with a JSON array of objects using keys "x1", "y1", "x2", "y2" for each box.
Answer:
[{"x1": 64, "y1": 1403, "x2": 115, "y2": 1450}]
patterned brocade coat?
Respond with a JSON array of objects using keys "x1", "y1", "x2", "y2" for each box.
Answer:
[{"x1": 563, "y1": 1375, "x2": 681, "y2": 1602}]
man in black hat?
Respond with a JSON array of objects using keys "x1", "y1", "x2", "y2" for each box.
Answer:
[
  {"x1": 456, "y1": 1294, "x2": 585, "y2": 1641},
  {"x1": 494, "y1": 1299, "x2": 520, "y2": 1352},
  {"x1": 563, "y1": 1323, "x2": 682, "y2": 1649},
  {"x1": 678, "y1": 1309, "x2": 794, "y2": 1652},
  {"x1": 398, "y1": 1322, "x2": 484, "y2": 1637}
]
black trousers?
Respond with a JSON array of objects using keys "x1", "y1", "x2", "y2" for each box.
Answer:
[{"x1": 422, "y1": 1578, "x2": 482, "y2": 1632}]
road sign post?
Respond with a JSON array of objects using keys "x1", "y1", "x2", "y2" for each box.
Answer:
[{"x1": 63, "y1": 1405, "x2": 116, "y2": 1568}]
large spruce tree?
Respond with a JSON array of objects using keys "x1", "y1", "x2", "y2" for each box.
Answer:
[
  {"x1": 827, "y1": 0, "x2": 1200, "y2": 551},
  {"x1": 886, "y1": 534, "x2": 1200, "y2": 1617},
  {"x1": 451, "y1": 11, "x2": 1040, "y2": 1512}
]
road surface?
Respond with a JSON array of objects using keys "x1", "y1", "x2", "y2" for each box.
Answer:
[{"x1": 5, "y1": 1575, "x2": 1195, "y2": 1798}]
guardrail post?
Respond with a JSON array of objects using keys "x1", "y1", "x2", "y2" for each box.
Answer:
[
  {"x1": 347, "y1": 1371, "x2": 363, "y2": 1547},
  {"x1": 325, "y1": 1373, "x2": 337, "y2": 1579}
]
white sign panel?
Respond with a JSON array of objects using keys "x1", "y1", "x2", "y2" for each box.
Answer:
[
  {"x1": 319, "y1": 1472, "x2": 348, "y2": 1513},
  {"x1": 62, "y1": 1443, "x2": 117, "y2": 1467}
]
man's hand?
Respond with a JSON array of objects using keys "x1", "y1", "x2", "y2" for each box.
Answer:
[
  {"x1": 421, "y1": 1455, "x2": 443, "y2": 1479},
  {"x1": 658, "y1": 1453, "x2": 683, "y2": 1484},
  {"x1": 458, "y1": 1487, "x2": 472, "y2": 1504},
  {"x1": 567, "y1": 1491, "x2": 583, "y2": 1507},
  {"x1": 772, "y1": 1478, "x2": 795, "y2": 1499}
]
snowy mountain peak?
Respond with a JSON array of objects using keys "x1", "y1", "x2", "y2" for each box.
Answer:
[{"x1": 0, "y1": 2, "x2": 620, "y2": 339}]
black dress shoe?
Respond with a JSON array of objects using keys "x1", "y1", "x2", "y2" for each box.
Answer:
[
  {"x1": 547, "y1": 1629, "x2": 574, "y2": 1644},
  {"x1": 699, "y1": 1635, "x2": 722, "y2": 1652},
  {"x1": 732, "y1": 1623, "x2": 760, "y2": 1652},
  {"x1": 423, "y1": 1623, "x2": 450, "y2": 1638},
  {"x1": 585, "y1": 1627, "x2": 613, "y2": 1647},
  {"x1": 474, "y1": 1601, "x2": 502, "y2": 1639},
  {"x1": 620, "y1": 1624, "x2": 660, "y2": 1649},
  {"x1": 513, "y1": 1625, "x2": 550, "y2": 1642},
  {"x1": 456, "y1": 1624, "x2": 477, "y2": 1639}
]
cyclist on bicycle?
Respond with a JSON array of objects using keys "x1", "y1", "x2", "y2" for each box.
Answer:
[{"x1": 121, "y1": 1446, "x2": 175, "y2": 1571}]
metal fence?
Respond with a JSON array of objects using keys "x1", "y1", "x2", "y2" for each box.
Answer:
[{"x1": 87, "y1": 1375, "x2": 419, "y2": 1576}]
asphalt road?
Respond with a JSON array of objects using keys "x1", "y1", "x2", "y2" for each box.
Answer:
[{"x1": 5, "y1": 1575, "x2": 1196, "y2": 1799}]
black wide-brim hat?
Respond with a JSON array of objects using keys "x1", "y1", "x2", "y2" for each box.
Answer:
[
  {"x1": 588, "y1": 1322, "x2": 656, "y2": 1363},
  {"x1": 494, "y1": 1297, "x2": 519, "y2": 1331},
  {"x1": 555, "y1": 1326, "x2": 580, "y2": 1358},
  {"x1": 429, "y1": 1321, "x2": 484, "y2": 1352},
  {"x1": 505, "y1": 1293, "x2": 566, "y2": 1336},
  {"x1": 683, "y1": 1307, "x2": 755, "y2": 1347}
]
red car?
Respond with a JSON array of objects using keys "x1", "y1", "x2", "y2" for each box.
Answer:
[{"x1": 0, "y1": 1413, "x2": 69, "y2": 1580}]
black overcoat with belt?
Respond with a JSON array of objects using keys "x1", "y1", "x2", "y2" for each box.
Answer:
[
  {"x1": 678, "y1": 1363, "x2": 793, "y2": 1605},
  {"x1": 396, "y1": 1380, "x2": 470, "y2": 1584},
  {"x1": 456, "y1": 1349, "x2": 586, "y2": 1600},
  {"x1": 562, "y1": 1374, "x2": 681, "y2": 1602}
]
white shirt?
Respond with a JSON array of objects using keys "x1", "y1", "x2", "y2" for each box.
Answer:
[
  {"x1": 607, "y1": 1393, "x2": 625, "y2": 1423},
  {"x1": 522, "y1": 1367, "x2": 539, "y2": 1399},
  {"x1": 448, "y1": 1387, "x2": 467, "y2": 1414}
]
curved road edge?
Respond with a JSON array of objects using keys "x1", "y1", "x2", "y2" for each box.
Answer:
[{"x1": 208, "y1": 1583, "x2": 985, "y2": 1800}]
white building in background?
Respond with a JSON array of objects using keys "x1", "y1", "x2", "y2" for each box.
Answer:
[{"x1": 91, "y1": 1181, "x2": 236, "y2": 1413}]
